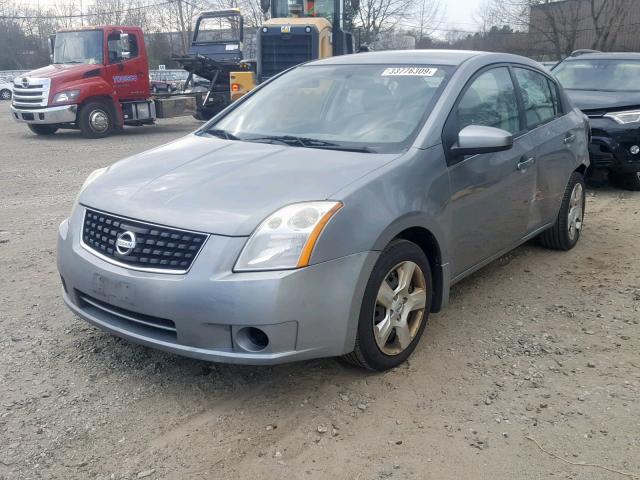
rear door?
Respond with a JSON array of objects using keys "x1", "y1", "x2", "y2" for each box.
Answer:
[
  {"x1": 512, "y1": 66, "x2": 583, "y2": 229},
  {"x1": 445, "y1": 66, "x2": 537, "y2": 278}
]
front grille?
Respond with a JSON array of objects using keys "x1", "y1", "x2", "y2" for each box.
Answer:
[
  {"x1": 77, "y1": 291, "x2": 177, "y2": 339},
  {"x1": 260, "y1": 34, "x2": 313, "y2": 79},
  {"x1": 12, "y1": 77, "x2": 51, "y2": 108},
  {"x1": 82, "y1": 208, "x2": 208, "y2": 273}
]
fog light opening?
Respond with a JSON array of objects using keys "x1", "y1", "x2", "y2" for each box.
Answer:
[
  {"x1": 630, "y1": 145, "x2": 640, "y2": 155},
  {"x1": 236, "y1": 327, "x2": 269, "y2": 352}
]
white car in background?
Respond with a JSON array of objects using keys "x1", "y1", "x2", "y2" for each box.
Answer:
[{"x1": 0, "y1": 81, "x2": 13, "y2": 101}]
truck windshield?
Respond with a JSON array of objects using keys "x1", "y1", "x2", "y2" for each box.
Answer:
[
  {"x1": 53, "y1": 30, "x2": 103, "y2": 65},
  {"x1": 206, "y1": 64, "x2": 451, "y2": 153},
  {"x1": 554, "y1": 59, "x2": 640, "y2": 92},
  {"x1": 273, "y1": 0, "x2": 335, "y2": 20},
  {"x1": 195, "y1": 16, "x2": 241, "y2": 43}
]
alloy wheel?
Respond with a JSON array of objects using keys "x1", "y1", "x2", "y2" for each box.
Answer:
[
  {"x1": 373, "y1": 261, "x2": 427, "y2": 356},
  {"x1": 567, "y1": 182, "x2": 584, "y2": 241}
]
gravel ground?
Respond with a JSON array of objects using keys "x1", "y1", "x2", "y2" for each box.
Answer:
[{"x1": 1, "y1": 101, "x2": 639, "y2": 480}]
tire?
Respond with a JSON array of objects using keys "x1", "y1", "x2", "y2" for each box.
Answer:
[
  {"x1": 344, "y1": 239, "x2": 433, "y2": 371},
  {"x1": 28, "y1": 124, "x2": 58, "y2": 135},
  {"x1": 610, "y1": 171, "x2": 640, "y2": 191},
  {"x1": 0, "y1": 89, "x2": 11, "y2": 100},
  {"x1": 78, "y1": 100, "x2": 114, "y2": 139},
  {"x1": 539, "y1": 171, "x2": 586, "y2": 251}
]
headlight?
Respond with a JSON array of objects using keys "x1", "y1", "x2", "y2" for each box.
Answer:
[
  {"x1": 235, "y1": 201, "x2": 343, "y2": 271},
  {"x1": 604, "y1": 110, "x2": 640, "y2": 124},
  {"x1": 53, "y1": 90, "x2": 80, "y2": 104}
]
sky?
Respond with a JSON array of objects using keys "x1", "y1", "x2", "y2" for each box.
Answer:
[
  {"x1": 20, "y1": 0, "x2": 487, "y2": 35},
  {"x1": 439, "y1": 0, "x2": 484, "y2": 33}
]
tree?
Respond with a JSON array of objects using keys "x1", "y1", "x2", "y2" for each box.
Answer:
[
  {"x1": 355, "y1": 0, "x2": 417, "y2": 45},
  {"x1": 481, "y1": 0, "x2": 634, "y2": 60}
]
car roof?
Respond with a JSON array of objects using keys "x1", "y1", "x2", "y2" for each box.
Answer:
[
  {"x1": 564, "y1": 52, "x2": 640, "y2": 61},
  {"x1": 307, "y1": 50, "x2": 535, "y2": 67}
]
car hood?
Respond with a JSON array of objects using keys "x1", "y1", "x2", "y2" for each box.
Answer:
[
  {"x1": 80, "y1": 134, "x2": 398, "y2": 236},
  {"x1": 24, "y1": 63, "x2": 101, "y2": 80},
  {"x1": 566, "y1": 89, "x2": 640, "y2": 112}
]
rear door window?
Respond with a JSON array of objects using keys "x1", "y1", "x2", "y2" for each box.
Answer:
[{"x1": 514, "y1": 68, "x2": 556, "y2": 127}]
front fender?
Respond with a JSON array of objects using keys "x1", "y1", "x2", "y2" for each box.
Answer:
[{"x1": 51, "y1": 78, "x2": 123, "y2": 126}]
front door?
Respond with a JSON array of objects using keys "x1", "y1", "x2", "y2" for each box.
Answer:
[
  {"x1": 104, "y1": 29, "x2": 148, "y2": 100},
  {"x1": 445, "y1": 66, "x2": 537, "y2": 278}
]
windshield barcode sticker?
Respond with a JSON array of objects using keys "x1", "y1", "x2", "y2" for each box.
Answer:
[{"x1": 382, "y1": 67, "x2": 438, "y2": 77}]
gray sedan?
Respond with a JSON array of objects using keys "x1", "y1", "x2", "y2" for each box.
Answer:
[{"x1": 57, "y1": 50, "x2": 590, "y2": 370}]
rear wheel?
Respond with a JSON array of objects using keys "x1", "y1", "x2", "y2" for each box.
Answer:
[
  {"x1": 28, "y1": 124, "x2": 58, "y2": 136},
  {"x1": 344, "y1": 240, "x2": 432, "y2": 371},
  {"x1": 78, "y1": 100, "x2": 114, "y2": 138},
  {"x1": 610, "y1": 171, "x2": 640, "y2": 191},
  {"x1": 0, "y1": 89, "x2": 11, "y2": 100},
  {"x1": 539, "y1": 171, "x2": 585, "y2": 250}
]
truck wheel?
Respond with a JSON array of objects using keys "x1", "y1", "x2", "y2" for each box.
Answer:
[
  {"x1": 539, "y1": 171, "x2": 585, "y2": 251},
  {"x1": 28, "y1": 124, "x2": 58, "y2": 135},
  {"x1": 78, "y1": 100, "x2": 114, "y2": 139},
  {"x1": 343, "y1": 240, "x2": 432, "y2": 371},
  {"x1": 0, "y1": 89, "x2": 11, "y2": 100},
  {"x1": 610, "y1": 171, "x2": 640, "y2": 191}
]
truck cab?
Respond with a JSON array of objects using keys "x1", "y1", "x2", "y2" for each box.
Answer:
[
  {"x1": 10, "y1": 26, "x2": 192, "y2": 138},
  {"x1": 257, "y1": 0, "x2": 357, "y2": 82}
]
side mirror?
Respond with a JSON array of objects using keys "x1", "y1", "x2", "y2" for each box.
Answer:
[
  {"x1": 120, "y1": 33, "x2": 131, "y2": 60},
  {"x1": 450, "y1": 125, "x2": 513, "y2": 157},
  {"x1": 48, "y1": 35, "x2": 55, "y2": 62},
  {"x1": 260, "y1": 0, "x2": 270, "y2": 14}
]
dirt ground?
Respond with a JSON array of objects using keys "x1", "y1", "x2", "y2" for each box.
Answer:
[{"x1": 1, "y1": 101, "x2": 639, "y2": 480}]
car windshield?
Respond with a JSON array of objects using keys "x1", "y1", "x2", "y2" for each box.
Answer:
[
  {"x1": 554, "y1": 59, "x2": 640, "y2": 91},
  {"x1": 206, "y1": 64, "x2": 451, "y2": 153},
  {"x1": 53, "y1": 30, "x2": 103, "y2": 65},
  {"x1": 195, "y1": 15, "x2": 241, "y2": 43}
]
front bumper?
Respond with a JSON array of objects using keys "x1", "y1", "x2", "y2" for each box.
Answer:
[
  {"x1": 589, "y1": 118, "x2": 640, "y2": 173},
  {"x1": 57, "y1": 207, "x2": 378, "y2": 365},
  {"x1": 10, "y1": 104, "x2": 77, "y2": 124}
]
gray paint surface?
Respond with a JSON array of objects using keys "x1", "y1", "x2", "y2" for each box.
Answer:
[{"x1": 58, "y1": 50, "x2": 589, "y2": 365}]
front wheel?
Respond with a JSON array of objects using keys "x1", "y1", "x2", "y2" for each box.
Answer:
[
  {"x1": 28, "y1": 124, "x2": 58, "y2": 135},
  {"x1": 344, "y1": 240, "x2": 432, "y2": 371},
  {"x1": 0, "y1": 89, "x2": 11, "y2": 100},
  {"x1": 539, "y1": 171, "x2": 586, "y2": 250},
  {"x1": 610, "y1": 171, "x2": 640, "y2": 191},
  {"x1": 78, "y1": 101, "x2": 114, "y2": 139}
]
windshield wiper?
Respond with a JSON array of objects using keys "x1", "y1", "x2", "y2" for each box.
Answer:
[
  {"x1": 246, "y1": 135, "x2": 374, "y2": 153},
  {"x1": 204, "y1": 128, "x2": 240, "y2": 140}
]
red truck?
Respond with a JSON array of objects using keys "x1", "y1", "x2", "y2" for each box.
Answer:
[{"x1": 10, "y1": 26, "x2": 196, "y2": 138}]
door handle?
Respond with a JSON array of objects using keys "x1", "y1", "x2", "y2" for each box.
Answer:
[
  {"x1": 564, "y1": 133, "x2": 576, "y2": 144},
  {"x1": 517, "y1": 157, "x2": 536, "y2": 171}
]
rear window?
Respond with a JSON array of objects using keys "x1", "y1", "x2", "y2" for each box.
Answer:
[{"x1": 554, "y1": 59, "x2": 640, "y2": 91}]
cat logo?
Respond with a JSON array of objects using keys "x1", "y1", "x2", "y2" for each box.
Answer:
[{"x1": 280, "y1": 25, "x2": 291, "y2": 33}]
